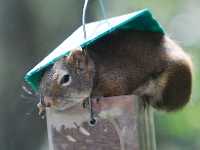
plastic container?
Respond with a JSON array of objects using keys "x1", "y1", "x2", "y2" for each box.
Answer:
[{"x1": 46, "y1": 95, "x2": 156, "y2": 150}]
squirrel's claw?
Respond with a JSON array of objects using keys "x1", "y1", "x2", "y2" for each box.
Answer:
[
  {"x1": 37, "y1": 102, "x2": 46, "y2": 118},
  {"x1": 82, "y1": 98, "x2": 89, "y2": 108},
  {"x1": 82, "y1": 96, "x2": 102, "y2": 109}
]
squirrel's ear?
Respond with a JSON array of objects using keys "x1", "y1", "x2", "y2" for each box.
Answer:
[
  {"x1": 64, "y1": 50, "x2": 83, "y2": 64},
  {"x1": 63, "y1": 49, "x2": 94, "y2": 73}
]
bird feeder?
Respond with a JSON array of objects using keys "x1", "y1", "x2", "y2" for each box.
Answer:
[
  {"x1": 46, "y1": 95, "x2": 156, "y2": 150},
  {"x1": 24, "y1": 9, "x2": 164, "y2": 150},
  {"x1": 24, "y1": 9, "x2": 164, "y2": 91}
]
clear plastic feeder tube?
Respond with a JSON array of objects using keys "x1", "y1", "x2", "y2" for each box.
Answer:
[{"x1": 46, "y1": 95, "x2": 156, "y2": 150}]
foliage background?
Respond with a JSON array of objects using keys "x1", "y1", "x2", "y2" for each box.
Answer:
[{"x1": 0, "y1": 0, "x2": 199, "y2": 150}]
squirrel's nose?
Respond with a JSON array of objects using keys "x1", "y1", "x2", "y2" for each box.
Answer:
[{"x1": 44, "y1": 96, "x2": 54, "y2": 107}]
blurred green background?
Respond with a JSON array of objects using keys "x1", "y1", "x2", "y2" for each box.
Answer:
[{"x1": 0, "y1": 0, "x2": 199, "y2": 150}]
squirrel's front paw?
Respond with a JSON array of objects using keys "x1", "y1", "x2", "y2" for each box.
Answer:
[
  {"x1": 82, "y1": 96, "x2": 102, "y2": 109},
  {"x1": 37, "y1": 102, "x2": 46, "y2": 118},
  {"x1": 82, "y1": 98, "x2": 89, "y2": 108}
]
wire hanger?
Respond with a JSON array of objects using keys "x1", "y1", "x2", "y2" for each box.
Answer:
[{"x1": 82, "y1": 0, "x2": 107, "y2": 126}]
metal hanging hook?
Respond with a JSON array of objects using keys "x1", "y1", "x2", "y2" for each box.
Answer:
[
  {"x1": 88, "y1": 97, "x2": 97, "y2": 126},
  {"x1": 82, "y1": 0, "x2": 89, "y2": 40},
  {"x1": 82, "y1": 0, "x2": 108, "y2": 127},
  {"x1": 82, "y1": 0, "x2": 97, "y2": 126}
]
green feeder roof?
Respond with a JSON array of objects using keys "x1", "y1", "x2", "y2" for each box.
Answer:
[{"x1": 24, "y1": 9, "x2": 165, "y2": 91}]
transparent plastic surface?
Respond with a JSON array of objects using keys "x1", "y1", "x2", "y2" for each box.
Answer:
[{"x1": 46, "y1": 95, "x2": 156, "y2": 150}]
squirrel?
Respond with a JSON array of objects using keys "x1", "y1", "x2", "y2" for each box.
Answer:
[{"x1": 38, "y1": 29, "x2": 193, "y2": 114}]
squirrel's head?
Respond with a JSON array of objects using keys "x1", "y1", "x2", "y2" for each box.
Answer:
[{"x1": 39, "y1": 49, "x2": 95, "y2": 110}]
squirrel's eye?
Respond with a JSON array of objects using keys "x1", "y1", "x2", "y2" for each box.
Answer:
[{"x1": 60, "y1": 74, "x2": 71, "y2": 85}]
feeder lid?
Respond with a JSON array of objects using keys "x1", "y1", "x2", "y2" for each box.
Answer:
[{"x1": 24, "y1": 9, "x2": 165, "y2": 91}]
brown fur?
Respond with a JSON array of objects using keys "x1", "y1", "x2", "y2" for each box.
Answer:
[
  {"x1": 40, "y1": 30, "x2": 192, "y2": 111},
  {"x1": 87, "y1": 30, "x2": 192, "y2": 111}
]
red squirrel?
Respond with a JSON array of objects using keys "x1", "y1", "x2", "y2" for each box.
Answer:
[{"x1": 38, "y1": 30, "x2": 192, "y2": 113}]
